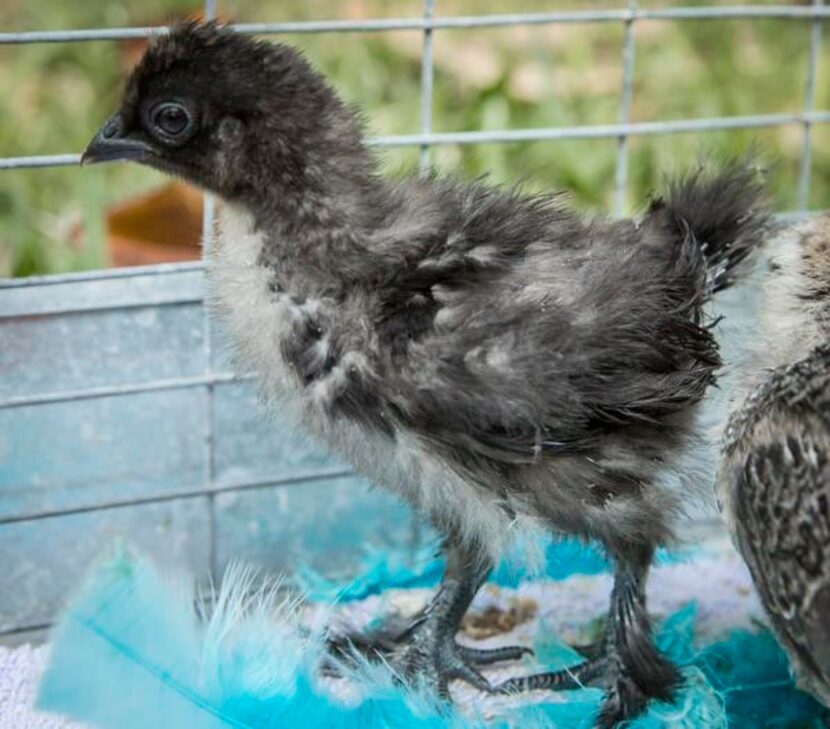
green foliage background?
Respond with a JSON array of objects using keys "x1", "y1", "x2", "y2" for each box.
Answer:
[{"x1": 1, "y1": 0, "x2": 827, "y2": 277}]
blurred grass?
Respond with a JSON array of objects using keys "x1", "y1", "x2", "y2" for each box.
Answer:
[{"x1": 0, "y1": 0, "x2": 828, "y2": 277}]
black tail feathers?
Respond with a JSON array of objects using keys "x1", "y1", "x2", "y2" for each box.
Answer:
[{"x1": 648, "y1": 160, "x2": 773, "y2": 296}]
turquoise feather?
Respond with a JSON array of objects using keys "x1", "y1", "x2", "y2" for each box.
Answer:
[
  {"x1": 38, "y1": 548, "x2": 465, "y2": 729},
  {"x1": 38, "y1": 547, "x2": 829, "y2": 729},
  {"x1": 296, "y1": 536, "x2": 695, "y2": 604}
]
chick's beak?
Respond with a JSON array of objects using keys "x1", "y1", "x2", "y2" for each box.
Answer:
[{"x1": 81, "y1": 113, "x2": 153, "y2": 165}]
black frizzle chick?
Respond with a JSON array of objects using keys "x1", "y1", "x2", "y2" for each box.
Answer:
[
  {"x1": 83, "y1": 22, "x2": 771, "y2": 727},
  {"x1": 718, "y1": 217, "x2": 830, "y2": 709}
]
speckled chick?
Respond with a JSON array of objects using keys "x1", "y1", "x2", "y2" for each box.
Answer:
[{"x1": 718, "y1": 215, "x2": 830, "y2": 707}]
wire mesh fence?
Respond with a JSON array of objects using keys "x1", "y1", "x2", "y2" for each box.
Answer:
[{"x1": 0, "y1": 2, "x2": 827, "y2": 639}]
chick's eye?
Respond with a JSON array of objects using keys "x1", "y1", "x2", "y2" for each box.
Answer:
[{"x1": 150, "y1": 102, "x2": 192, "y2": 139}]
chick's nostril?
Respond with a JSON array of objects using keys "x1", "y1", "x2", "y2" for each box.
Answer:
[{"x1": 102, "y1": 115, "x2": 122, "y2": 139}]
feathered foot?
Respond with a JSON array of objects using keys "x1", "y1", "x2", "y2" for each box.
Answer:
[
  {"x1": 495, "y1": 546, "x2": 681, "y2": 728},
  {"x1": 328, "y1": 617, "x2": 533, "y2": 666},
  {"x1": 496, "y1": 656, "x2": 609, "y2": 693},
  {"x1": 326, "y1": 542, "x2": 529, "y2": 697},
  {"x1": 328, "y1": 623, "x2": 530, "y2": 670},
  {"x1": 392, "y1": 606, "x2": 496, "y2": 697},
  {"x1": 458, "y1": 644, "x2": 533, "y2": 666}
]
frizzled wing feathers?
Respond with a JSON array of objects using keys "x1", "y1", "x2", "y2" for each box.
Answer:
[
  {"x1": 376, "y1": 181, "x2": 570, "y2": 362},
  {"x1": 389, "y1": 296, "x2": 719, "y2": 466},
  {"x1": 371, "y1": 176, "x2": 728, "y2": 466}
]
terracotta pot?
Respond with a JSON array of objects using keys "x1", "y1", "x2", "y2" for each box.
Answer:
[{"x1": 106, "y1": 182, "x2": 205, "y2": 267}]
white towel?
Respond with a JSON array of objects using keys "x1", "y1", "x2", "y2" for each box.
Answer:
[{"x1": 0, "y1": 644, "x2": 86, "y2": 729}]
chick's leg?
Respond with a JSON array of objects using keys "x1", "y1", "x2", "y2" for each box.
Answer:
[
  {"x1": 497, "y1": 543, "x2": 680, "y2": 728},
  {"x1": 594, "y1": 544, "x2": 681, "y2": 726},
  {"x1": 327, "y1": 540, "x2": 529, "y2": 696},
  {"x1": 395, "y1": 542, "x2": 494, "y2": 695}
]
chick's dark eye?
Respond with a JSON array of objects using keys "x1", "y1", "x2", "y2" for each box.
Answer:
[{"x1": 150, "y1": 102, "x2": 192, "y2": 139}]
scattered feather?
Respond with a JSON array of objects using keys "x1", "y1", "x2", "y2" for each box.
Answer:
[
  {"x1": 297, "y1": 536, "x2": 695, "y2": 603},
  {"x1": 38, "y1": 547, "x2": 829, "y2": 729}
]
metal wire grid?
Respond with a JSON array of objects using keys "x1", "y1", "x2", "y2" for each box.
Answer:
[
  {"x1": 2, "y1": 4, "x2": 830, "y2": 173},
  {"x1": 0, "y1": 4, "x2": 828, "y2": 563}
]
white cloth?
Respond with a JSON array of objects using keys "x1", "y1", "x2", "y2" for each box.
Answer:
[{"x1": 0, "y1": 644, "x2": 86, "y2": 729}]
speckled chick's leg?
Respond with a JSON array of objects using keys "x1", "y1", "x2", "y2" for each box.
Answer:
[{"x1": 497, "y1": 545, "x2": 681, "y2": 728}]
